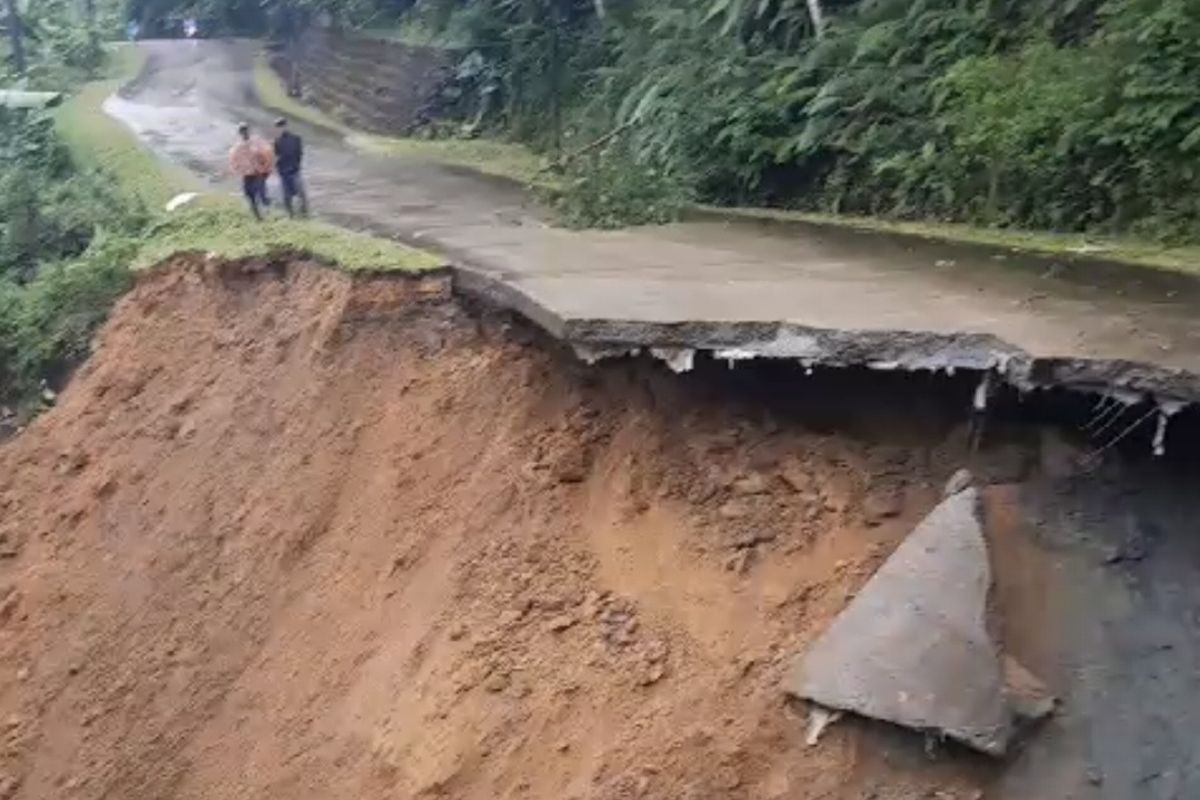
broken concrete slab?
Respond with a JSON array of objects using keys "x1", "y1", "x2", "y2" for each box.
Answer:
[
  {"x1": 785, "y1": 488, "x2": 1014, "y2": 756},
  {"x1": 943, "y1": 468, "x2": 973, "y2": 498},
  {"x1": 1003, "y1": 656, "x2": 1055, "y2": 725}
]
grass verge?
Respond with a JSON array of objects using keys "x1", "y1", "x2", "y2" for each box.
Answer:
[
  {"x1": 134, "y1": 205, "x2": 443, "y2": 271},
  {"x1": 58, "y1": 44, "x2": 441, "y2": 273},
  {"x1": 253, "y1": 54, "x2": 552, "y2": 189},
  {"x1": 698, "y1": 207, "x2": 1200, "y2": 276}
]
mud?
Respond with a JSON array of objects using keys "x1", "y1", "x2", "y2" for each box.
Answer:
[
  {"x1": 1, "y1": 256, "x2": 1198, "y2": 799},
  {"x1": 0, "y1": 255, "x2": 992, "y2": 799}
]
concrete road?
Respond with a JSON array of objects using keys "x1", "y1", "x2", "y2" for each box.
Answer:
[{"x1": 108, "y1": 39, "x2": 1200, "y2": 401}]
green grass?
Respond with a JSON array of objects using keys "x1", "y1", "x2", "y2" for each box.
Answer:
[
  {"x1": 253, "y1": 54, "x2": 552, "y2": 189},
  {"x1": 352, "y1": 133, "x2": 551, "y2": 187},
  {"x1": 359, "y1": 17, "x2": 471, "y2": 49},
  {"x1": 135, "y1": 205, "x2": 443, "y2": 271},
  {"x1": 699, "y1": 206, "x2": 1200, "y2": 275},
  {"x1": 57, "y1": 44, "x2": 441, "y2": 273}
]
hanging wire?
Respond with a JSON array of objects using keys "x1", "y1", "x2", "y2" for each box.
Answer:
[
  {"x1": 1082, "y1": 394, "x2": 1113, "y2": 426},
  {"x1": 1089, "y1": 400, "x2": 1135, "y2": 440},
  {"x1": 1081, "y1": 406, "x2": 1160, "y2": 468},
  {"x1": 1083, "y1": 395, "x2": 1124, "y2": 433}
]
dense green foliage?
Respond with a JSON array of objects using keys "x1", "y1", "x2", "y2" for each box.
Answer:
[
  {"x1": 0, "y1": 238, "x2": 136, "y2": 402},
  {"x1": 0, "y1": 105, "x2": 145, "y2": 405},
  {"x1": 0, "y1": 109, "x2": 145, "y2": 278},
  {"x1": 373, "y1": 0, "x2": 1200, "y2": 236},
  {"x1": 551, "y1": 141, "x2": 694, "y2": 228},
  {"x1": 116, "y1": 0, "x2": 1200, "y2": 234},
  {"x1": 1, "y1": 0, "x2": 118, "y2": 85}
]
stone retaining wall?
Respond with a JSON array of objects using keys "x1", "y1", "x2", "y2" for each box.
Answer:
[{"x1": 271, "y1": 29, "x2": 458, "y2": 135}]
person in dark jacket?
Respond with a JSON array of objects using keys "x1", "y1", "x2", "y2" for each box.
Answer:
[{"x1": 273, "y1": 118, "x2": 308, "y2": 217}]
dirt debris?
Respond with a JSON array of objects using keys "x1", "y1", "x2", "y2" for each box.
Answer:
[{"x1": 0, "y1": 255, "x2": 990, "y2": 799}]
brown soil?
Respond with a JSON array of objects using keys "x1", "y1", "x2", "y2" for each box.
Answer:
[{"x1": 0, "y1": 256, "x2": 987, "y2": 799}]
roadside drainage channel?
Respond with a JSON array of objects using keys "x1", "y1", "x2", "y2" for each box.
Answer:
[{"x1": 453, "y1": 265, "x2": 1199, "y2": 461}]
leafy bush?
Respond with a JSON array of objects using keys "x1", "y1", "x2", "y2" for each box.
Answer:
[
  {"x1": 1092, "y1": 0, "x2": 1200, "y2": 238},
  {"x1": 0, "y1": 108, "x2": 147, "y2": 282},
  {"x1": 939, "y1": 42, "x2": 1116, "y2": 228},
  {"x1": 404, "y1": 0, "x2": 1200, "y2": 238},
  {"x1": 591, "y1": 2, "x2": 780, "y2": 204},
  {"x1": 0, "y1": 102, "x2": 145, "y2": 406},
  {"x1": 552, "y1": 141, "x2": 694, "y2": 229},
  {"x1": 2, "y1": 0, "x2": 108, "y2": 87},
  {"x1": 0, "y1": 237, "x2": 135, "y2": 403}
]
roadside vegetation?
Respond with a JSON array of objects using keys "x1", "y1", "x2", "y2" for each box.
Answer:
[
  {"x1": 1, "y1": 44, "x2": 144, "y2": 410},
  {"x1": 1, "y1": 37, "x2": 437, "y2": 416},
  {"x1": 395, "y1": 0, "x2": 1200, "y2": 245},
  {"x1": 0, "y1": 0, "x2": 117, "y2": 87}
]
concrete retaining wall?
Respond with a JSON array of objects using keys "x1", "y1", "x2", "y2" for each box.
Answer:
[{"x1": 272, "y1": 30, "x2": 458, "y2": 135}]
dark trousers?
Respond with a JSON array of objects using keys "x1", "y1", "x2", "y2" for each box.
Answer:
[
  {"x1": 241, "y1": 175, "x2": 268, "y2": 219},
  {"x1": 279, "y1": 170, "x2": 308, "y2": 217}
]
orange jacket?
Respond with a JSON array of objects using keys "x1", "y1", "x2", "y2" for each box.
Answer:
[{"x1": 228, "y1": 137, "x2": 275, "y2": 177}]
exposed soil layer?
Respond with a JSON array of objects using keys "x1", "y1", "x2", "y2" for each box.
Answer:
[{"x1": 0, "y1": 255, "x2": 1010, "y2": 799}]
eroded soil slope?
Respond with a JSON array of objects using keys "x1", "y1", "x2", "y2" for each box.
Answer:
[{"x1": 0, "y1": 256, "x2": 985, "y2": 799}]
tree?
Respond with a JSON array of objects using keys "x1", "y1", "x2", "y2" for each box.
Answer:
[
  {"x1": 3, "y1": 0, "x2": 27, "y2": 75},
  {"x1": 805, "y1": 0, "x2": 823, "y2": 38},
  {"x1": 82, "y1": 0, "x2": 98, "y2": 61}
]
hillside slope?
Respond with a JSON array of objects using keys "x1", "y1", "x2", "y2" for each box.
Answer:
[{"x1": 0, "y1": 255, "x2": 984, "y2": 799}]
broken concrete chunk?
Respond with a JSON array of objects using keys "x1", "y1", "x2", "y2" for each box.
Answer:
[
  {"x1": 785, "y1": 489, "x2": 1014, "y2": 756},
  {"x1": 943, "y1": 468, "x2": 973, "y2": 498},
  {"x1": 804, "y1": 704, "x2": 843, "y2": 746},
  {"x1": 1101, "y1": 511, "x2": 1156, "y2": 566},
  {"x1": 1003, "y1": 656, "x2": 1055, "y2": 724}
]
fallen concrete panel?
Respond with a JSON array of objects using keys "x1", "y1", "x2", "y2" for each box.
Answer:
[
  {"x1": 785, "y1": 488, "x2": 1013, "y2": 756},
  {"x1": 1003, "y1": 656, "x2": 1055, "y2": 725}
]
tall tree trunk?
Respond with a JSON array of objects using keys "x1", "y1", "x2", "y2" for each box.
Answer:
[
  {"x1": 549, "y1": 0, "x2": 562, "y2": 155},
  {"x1": 806, "y1": 0, "x2": 825, "y2": 38},
  {"x1": 83, "y1": 0, "x2": 100, "y2": 75},
  {"x1": 4, "y1": 0, "x2": 26, "y2": 75}
]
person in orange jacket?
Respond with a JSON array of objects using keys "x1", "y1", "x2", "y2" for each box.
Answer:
[{"x1": 228, "y1": 122, "x2": 275, "y2": 219}]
